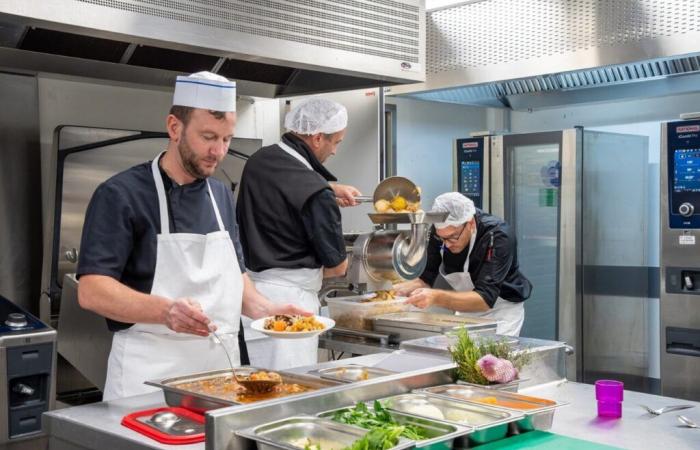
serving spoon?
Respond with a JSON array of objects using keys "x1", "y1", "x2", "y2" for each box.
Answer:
[{"x1": 209, "y1": 328, "x2": 280, "y2": 393}]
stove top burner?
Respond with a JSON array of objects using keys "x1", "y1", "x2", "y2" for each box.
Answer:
[{"x1": 0, "y1": 296, "x2": 47, "y2": 335}]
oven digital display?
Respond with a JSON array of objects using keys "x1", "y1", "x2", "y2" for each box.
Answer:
[
  {"x1": 674, "y1": 149, "x2": 700, "y2": 193},
  {"x1": 461, "y1": 160, "x2": 481, "y2": 199}
]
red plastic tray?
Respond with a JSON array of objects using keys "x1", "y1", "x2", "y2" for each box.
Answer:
[{"x1": 122, "y1": 407, "x2": 205, "y2": 445}]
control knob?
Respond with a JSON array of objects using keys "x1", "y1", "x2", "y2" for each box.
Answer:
[
  {"x1": 5, "y1": 313, "x2": 27, "y2": 328},
  {"x1": 679, "y1": 203, "x2": 695, "y2": 217}
]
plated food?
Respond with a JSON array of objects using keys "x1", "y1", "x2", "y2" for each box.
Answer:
[
  {"x1": 251, "y1": 315, "x2": 335, "y2": 339},
  {"x1": 263, "y1": 314, "x2": 326, "y2": 332}
]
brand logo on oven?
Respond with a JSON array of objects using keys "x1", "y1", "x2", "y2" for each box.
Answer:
[
  {"x1": 462, "y1": 142, "x2": 479, "y2": 148},
  {"x1": 677, "y1": 125, "x2": 700, "y2": 133},
  {"x1": 401, "y1": 62, "x2": 412, "y2": 70}
]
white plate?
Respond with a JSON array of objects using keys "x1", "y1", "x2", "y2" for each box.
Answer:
[{"x1": 250, "y1": 316, "x2": 335, "y2": 339}]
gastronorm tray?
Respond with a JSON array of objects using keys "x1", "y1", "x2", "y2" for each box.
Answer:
[
  {"x1": 416, "y1": 384, "x2": 566, "y2": 431},
  {"x1": 145, "y1": 367, "x2": 339, "y2": 413},
  {"x1": 318, "y1": 404, "x2": 471, "y2": 450},
  {"x1": 399, "y1": 333, "x2": 518, "y2": 357},
  {"x1": 315, "y1": 364, "x2": 395, "y2": 383},
  {"x1": 375, "y1": 393, "x2": 522, "y2": 445},
  {"x1": 325, "y1": 295, "x2": 413, "y2": 331},
  {"x1": 237, "y1": 416, "x2": 413, "y2": 450},
  {"x1": 373, "y1": 312, "x2": 497, "y2": 341}
]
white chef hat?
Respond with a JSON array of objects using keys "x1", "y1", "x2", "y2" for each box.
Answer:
[
  {"x1": 432, "y1": 192, "x2": 476, "y2": 229},
  {"x1": 173, "y1": 71, "x2": 236, "y2": 112},
  {"x1": 284, "y1": 98, "x2": 348, "y2": 135}
]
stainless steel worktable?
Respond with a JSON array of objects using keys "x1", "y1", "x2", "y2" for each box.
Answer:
[
  {"x1": 522, "y1": 381, "x2": 700, "y2": 449},
  {"x1": 44, "y1": 355, "x2": 700, "y2": 449},
  {"x1": 44, "y1": 391, "x2": 200, "y2": 450}
]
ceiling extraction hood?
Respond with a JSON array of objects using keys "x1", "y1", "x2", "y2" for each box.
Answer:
[
  {"x1": 388, "y1": 0, "x2": 700, "y2": 110},
  {"x1": 0, "y1": 0, "x2": 425, "y2": 97},
  {"x1": 392, "y1": 54, "x2": 700, "y2": 110}
]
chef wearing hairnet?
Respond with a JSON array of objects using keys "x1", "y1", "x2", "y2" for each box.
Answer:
[
  {"x1": 236, "y1": 98, "x2": 361, "y2": 369},
  {"x1": 394, "y1": 193, "x2": 532, "y2": 336}
]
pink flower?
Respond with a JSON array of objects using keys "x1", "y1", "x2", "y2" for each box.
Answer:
[{"x1": 476, "y1": 354, "x2": 518, "y2": 384}]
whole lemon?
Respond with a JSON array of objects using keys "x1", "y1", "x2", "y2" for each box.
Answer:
[{"x1": 390, "y1": 195, "x2": 407, "y2": 211}]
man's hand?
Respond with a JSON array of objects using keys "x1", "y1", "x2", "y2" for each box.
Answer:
[
  {"x1": 268, "y1": 303, "x2": 314, "y2": 317},
  {"x1": 164, "y1": 298, "x2": 212, "y2": 336},
  {"x1": 331, "y1": 183, "x2": 362, "y2": 207},
  {"x1": 405, "y1": 288, "x2": 441, "y2": 309},
  {"x1": 393, "y1": 278, "x2": 429, "y2": 296}
]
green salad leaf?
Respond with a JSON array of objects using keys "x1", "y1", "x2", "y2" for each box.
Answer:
[{"x1": 331, "y1": 401, "x2": 429, "y2": 442}]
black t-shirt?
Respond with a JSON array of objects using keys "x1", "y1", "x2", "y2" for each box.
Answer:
[
  {"x1": 77, "y1": 155, "x2": 246, "y2": 331},
  {"x1": 237, "y1": 133, "x2": 346, "y2": 272},
  {"x1": 419, "y1": 210, "x2": 532, "y2": 308}
]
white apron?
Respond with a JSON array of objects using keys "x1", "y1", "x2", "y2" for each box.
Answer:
[
  {"x1": 439, "y1": 227, "x2": 524, "y2": 336},
  {"x1": 103, "y1": 154, "x2": 244, "y2": 401},
  {"x1": 246, "y1": 141, "x2": 324, "y2": 370}
]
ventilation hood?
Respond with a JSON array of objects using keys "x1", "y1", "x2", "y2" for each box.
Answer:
[
  {"x1": 388, "y1": 0, "x2": 700, "y2": 110},
  {"x1": 0, "y1": 0, "x2": 425, "y2": 97},
  {"x1": 391, "y1": 54, "x2": 700, "y2": 110}
]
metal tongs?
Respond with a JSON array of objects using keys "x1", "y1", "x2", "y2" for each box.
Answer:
[{"x1": 210, "y1": 327, "x2": 281, "y2": 393}]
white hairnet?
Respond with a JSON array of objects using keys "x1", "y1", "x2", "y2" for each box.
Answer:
[
  {"x1": 432, "y1": 192, "x2": 476, "y2": 229},
  {"x1": 284, "y1": 98, "x2": 348, "y2": 135}
]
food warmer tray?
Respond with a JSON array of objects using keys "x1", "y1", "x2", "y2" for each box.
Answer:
[
  {"x1": 372, "y1": 312, "x2": 497, "y2": 341},
  {"x1": 317, "y1": 404, "x2": 472, "y2": 450},
  {"x1": 375, "y1": 393, "x2": 523, "y2": 446},
  {"x1": 416, "y1": 384, "x2": 567, "y2": 432},
  {"x1": 314, "y1": 364, "x2": 395, "y2": 383},
  {"x1": 237, "y1": 415, "x2": 413, "y2": 450},
  {"x1": 146, "y1": 367, "x2": 340, "y2": 413}
]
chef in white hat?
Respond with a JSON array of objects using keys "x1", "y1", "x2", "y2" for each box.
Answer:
[
  {"x1": 394, "y1": 192, "x2": 532, "y2": 336},
  {"x1": 77, "y1": 72, "x2": 310, "y2": 400}
]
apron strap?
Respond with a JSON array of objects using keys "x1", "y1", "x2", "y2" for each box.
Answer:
[
  {"x1": 206, "y1": 180, "x2": 225, "y2": 232},
  {"x1": 150, "y1": 152, "x2": 227, "y2": 234},
  {"x1": 278, "y1": 141, "x2": 313, "y2": 171},
  {"x1": 151, "y1": 153, "x2": 171, "y2": 235}
]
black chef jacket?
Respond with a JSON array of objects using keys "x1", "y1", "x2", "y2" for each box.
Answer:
[
  {"x1": 77, "y1": 155, "x2": 246, "y2": 333},
  {"x1": 419, "y1": 210, "x2": 532, "y2": 308},
  {"x1": 237, "y1": 133, "x2": 346, "y2": 272}
]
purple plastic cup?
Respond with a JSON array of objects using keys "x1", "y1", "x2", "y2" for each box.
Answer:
[
  {"x1": 595, "y1": 380, "x2": 623, "y2": 418},
  {"x1": 597, "y1": 400, "x2": 622, "y2": 418},
  {"x1": 595, "y1": 380, "x2": 624, "y2": 402}
]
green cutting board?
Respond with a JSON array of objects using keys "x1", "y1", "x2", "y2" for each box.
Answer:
[{"x1": 474, "y1": 431, "x2": 624, "y2": 450}]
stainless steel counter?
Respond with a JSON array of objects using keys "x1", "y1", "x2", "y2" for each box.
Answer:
[
  {"x1": 44, "y1": 353, "x2": 700, "y2": 450},
  {"x1": 44, "y1": 391, "x2": 201, "y2": 450},
  {"x1": 523, "y1": 381, "x2": 700, "y2": 449}
]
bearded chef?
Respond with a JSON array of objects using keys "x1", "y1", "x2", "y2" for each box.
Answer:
[{"x1": 76, "y1": 71, "x2": 309, "y2": 400}]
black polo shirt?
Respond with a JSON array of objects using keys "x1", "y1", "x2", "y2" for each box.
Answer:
[
  {"x1": 419, "y1": 210, "x2": 532, "y2": 308},
  {"x1": 77, "y1": 155, "x2": 246, "y2": 331}
]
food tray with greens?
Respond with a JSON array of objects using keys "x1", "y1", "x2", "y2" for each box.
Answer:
[
  {"x1": 375, "y1": 393, "x2": 522, "y2": 446},
  {"x1": 318, "y1": 401, "x2": 471, "y2": 450},
  {"x1": 236, "y1": 415, "x2": 413, "y2": 450}
]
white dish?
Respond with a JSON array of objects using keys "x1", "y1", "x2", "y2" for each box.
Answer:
[{"x1": 250, "y1": 316, "x2": 335, "y2": 339}]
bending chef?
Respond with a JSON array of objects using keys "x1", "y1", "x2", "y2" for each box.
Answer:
[{"x1": 394, "y1": 193, "x2": 532, "y2": 336}]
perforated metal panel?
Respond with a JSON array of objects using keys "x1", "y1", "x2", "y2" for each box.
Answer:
[
  {"x1": 75, "y1": 0, "x2": 421, "y2": 62},
  {"x1": 427, "y1": 0, "x2": 700, "y2": 74}
]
